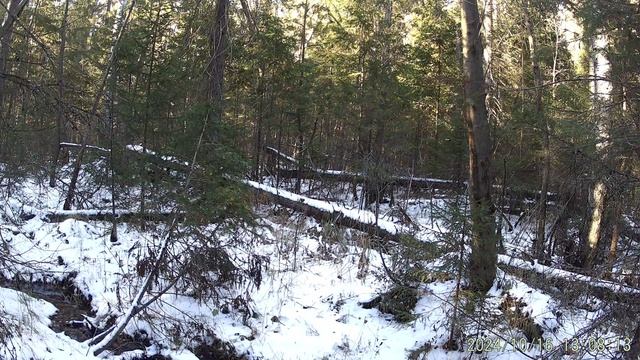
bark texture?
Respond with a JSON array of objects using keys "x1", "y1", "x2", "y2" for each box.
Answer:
[
  {"x1": 207, "y1": 0, "x2": 229, "y2": 140},
  {"x1": 523, "y1": 0, "x2": 550, "y2": 261},
  {"x1": 584, "y1": 181, "x2": 607, "y2": 268},
  {"x1": 0, "y1": 0, "x2": 29, "y2": 120},
  {"x1": 460, "y1": 0, "x2": 497, "y2": 293}
]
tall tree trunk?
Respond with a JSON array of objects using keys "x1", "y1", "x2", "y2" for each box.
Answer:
[
  {"x1": 363, "y1": 0, "x2": 392, "y2": 209},
  {"x1": 523, "y1": 0, "x2": 549, "y2": 261},
  {"x1": 294, "y1": 0, "x2": 308, "y2": 193},
  {"x1": 460, "y1": 0, "x2": 497, "y2": 293},
  {"x1": 239, "y1": 0, "x2": 257, "y2": 34},
  {"x1": 605, "y1": 200, "x2": 621, "y2": 278},
  {"x1": 207, "y1": 0, "x2": 229, "y2": 141},
  {"x1": 107, "y1": 57, "x2": 118, "y2": 242},
  {"x1": 545, "y1": 14, "x2": 561, "y2": 260},
  {"x1": 295, "y1": 0, "x2": 309, "y2": 193},
  {"x1": 63, "y1": 0, "x2": 135, "y2": 210},
  {"x1": 253, "y1": 69, "x2": 264, "y2": 180},
  {"x1": 140, "y1": 2, "x2": 162, "y2": 214},
  {"x1": 584, "y1": 181, "x2": 606, "y2": 268},
  {"x1": 0, "y1": 0, "x2": 29, "y2": 124},
  {"x1": 582, "y1": 35, "x2": 611, "y2": 269},
  {"x1": 49, "y1": 0, "x2": 70, "y2": 188}
]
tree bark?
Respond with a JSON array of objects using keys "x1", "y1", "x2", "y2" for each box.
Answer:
[
  {"x1": 582, "y1": 35, "x2": 611, "y2": 269},
  {"x1": 266, "y1": 146, "x2": 555, "y2": 205},
  {"x1": 207, "y1": 0, "x2": 229, "y2": 140},
  {"x1": 460, "y1": 0, "x2": 497, "y2": 293},
  {"x1": 523, "y1": 0, "x2": 549, "y2": 261},
  {"x1": 49, "y1": 0, "x2": 69, "y2": 188},
  {"x1": 246, "y1": 180, "x2": 401, "y2": 243},
  {"x1": 140, "y1": 2, "x2": 162, "y2": 214},
  {"x1": 605, "y1": 201, "x2": 621, "y2": 278},
  {"x1": 584, "y1": 181, "x2": 606, "y2": 268},
  {"x1": 63, "y1": 0, "x2": 135, "y2": 210},
  {"x1": 24, "y1": 210, "x2": 182, "y2": 223},
  {"x1": 0, "y1": 0, "x2": 29, "y2": 120}
]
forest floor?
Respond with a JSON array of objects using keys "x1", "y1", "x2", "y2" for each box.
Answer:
[{"x1": 0, "y1": 166, "x2": 633, "y2": 359}]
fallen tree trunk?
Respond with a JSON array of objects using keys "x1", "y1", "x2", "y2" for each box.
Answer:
[
  {"x1": 265, "y1": 147, "x2": 556, "y2": 201},
  {"x1": 20, "y1": 209, "x2": 182, "y2": 223},
  {"x1": 274, "y1": 168, "x2": 463, "y2": 191},
  {"x1": 57, "y1": 144, "x2": 638, "y2": 303},
  {"x1": 247, "y1": 179, "x2": 639, "y2": 302},
  {"x1": 497, "y1": 255, "x2": 640, "y2": 303},
  {"x1": 246, "y1": 180, "x2": 404, "y2": 243},
  {"x1": 249, "y1": 177, "x2": 637, "y2": 303},
  {"x1": 60, "y1": 142, "x2": 192, "y2": 174},
  {"x1": 60, "y1": 142, "x2": 111, "y2": 154}
]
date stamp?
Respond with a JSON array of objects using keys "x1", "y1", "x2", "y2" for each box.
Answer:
[
  {"x1": 465, "y1": 336, "x2": 633, "y2": 354},
  {"x1": 466, "y1": 337, "x2": 554, "y2": 353}
]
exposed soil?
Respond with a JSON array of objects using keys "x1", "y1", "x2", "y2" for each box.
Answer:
[
  {"x1": 192, "y1": 338, "x2": 248, "y2": 360},
  {"x1": 1, "y1": 276, "x2": 244, "y2": 359},
  {"x1": 0, "y1": 276, "x2": 146, "y2": 355}
]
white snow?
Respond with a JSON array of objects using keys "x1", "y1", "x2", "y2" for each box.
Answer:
[
  {"x1": 0, "y1": 169, "x2": 634, "y2": 359},
  {"x1": 126, "y1": 144, "x2": 191, "y2": 167},
  {"x1": 60, "y1": 142, "x2": 111, "y2": 153},
  {"x1": 243, "y1": 179, "x2": 405, "y2": 235}
]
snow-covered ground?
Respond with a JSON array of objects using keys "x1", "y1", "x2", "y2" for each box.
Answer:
[{"x1": 0, "y1": 172, "x2": 633, "y2": 359}]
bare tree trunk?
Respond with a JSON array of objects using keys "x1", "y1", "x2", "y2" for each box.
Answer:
[
  {"x1": 107, "y1": 63, "x2": 118, "y2": 242},
  {"x1": 49, "y1": 0, "x2": 69, "y2": 188},
  {"x1": 207, "y1": 0, "x2": 229, "y2": 141},
  {"x1": 363, "y1": 0, "x2": 392, "y2": 209},
  {"x1": 582, "y1": 35, "x2": 611, "y2": 269},
  {"x1": 253, "y1": 72, "x2": 264, "y2": 180},
  {"x1": 584, "y1": 181, "x2": 606, "y2": 268},
  {"x1": 0, "y1": 0, "x2": 29, "y2": 120},
  {"x1": 140, "y1": 2, "x2": 162, "y2": 215},
  {"x1": 605, "y1": 201, "x2": 621, "y2": 278},
  {"x1": 523, "y1": 0, "x2": 549, "y2": 261},
  {"x1": 239, "y1": 0, "x2": 257, "y2": 34},
  {"x1": 63, "y1": 0, "x2": 135, "y2": 210},
  {"x1": 460, "y1": 0, "x2": 497, "y2": 293},
  {"x1": 294, "y1": 0, "x2": 308, "y2": 193}
]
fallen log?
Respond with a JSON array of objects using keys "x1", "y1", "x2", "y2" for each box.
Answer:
[
  {"x1": 124, "y1": 144, "x2": 192, "y2": 173},
  {"x1": 245, "y1": 180, "x2": 405, "y2": 243},
  {"x1": 274, "y1": 168, "x2": 463, "y2": 191},
  {"x1": 265, "y1": 147, "x2": 556, "y2": 201},
  {"x1": 60, "y1": 142, "x2": 111, "y2": 154},
  {"x1": 497, "y1": 255, "x2": 640, "y2": 303},
  {"x1": 60, "y1": 142, "x2": 192, "y2": 173},
  {"x1": 21, "y1": 209, "x2": 182, "y2": 223},
  {"x1": 264, "y1": 146, "x2": 301, "y2": 168},
  {"x1": 265, "y1": 146, "x2": 462, "y2": 190},
  {"x1": 57, "y1": 144, "x2": 639, "y2": 303},
  {"x1": 246, "y1": 179, "x2": 638, "y2": 302}
]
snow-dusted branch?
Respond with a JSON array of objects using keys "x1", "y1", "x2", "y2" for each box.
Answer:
[
  {"x1": 60, "y1": 142, "x2": 111, "y2": 154},
  {"x1": 89, "y1": 218, "x2": 177, "y2": 355}
]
